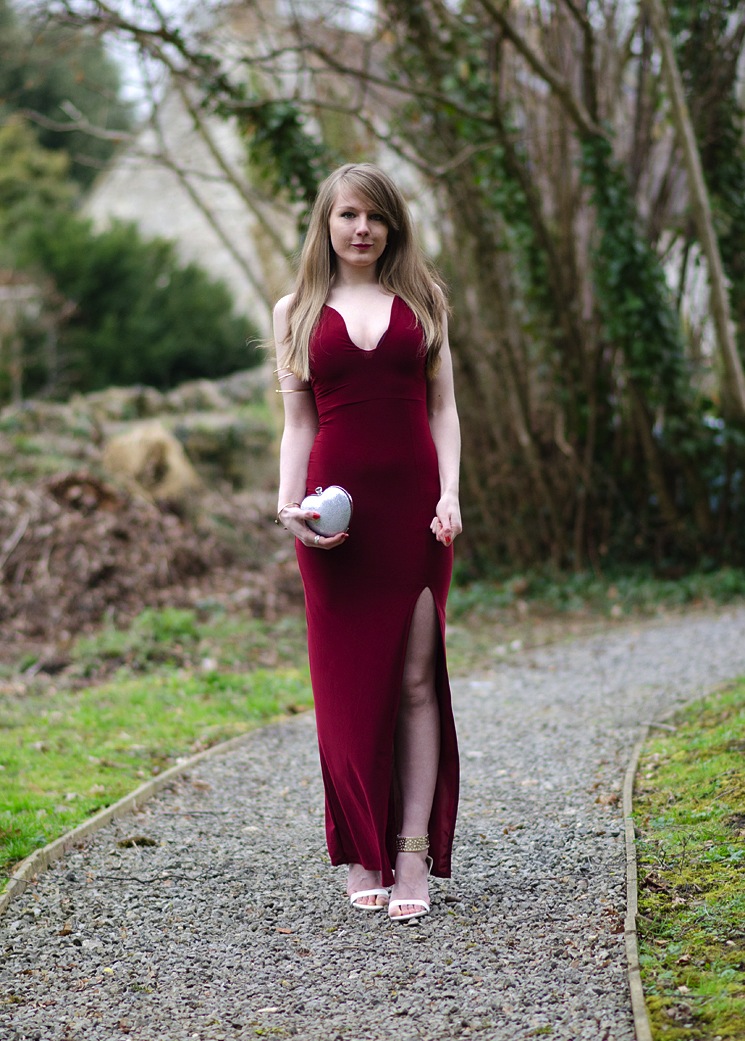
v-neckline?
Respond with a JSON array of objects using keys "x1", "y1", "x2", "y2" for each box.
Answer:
[{"x1": 325, "y1": 294, "x2": 397, "y2": 353}]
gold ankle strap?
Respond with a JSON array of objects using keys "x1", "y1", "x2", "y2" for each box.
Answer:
[{"x1": 396, "y1": 834, "x2": 429, "y2": 853}]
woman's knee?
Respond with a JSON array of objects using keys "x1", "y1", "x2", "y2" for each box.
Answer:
[
  {"x1": 400, "y1": 669, "x2": 436, "y2": 711},
  {"x1": 401, "y1": 591, "x2": 439, "y2": 708}
]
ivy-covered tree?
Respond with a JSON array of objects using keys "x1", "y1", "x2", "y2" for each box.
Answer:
[
  {"x1": 668, "y1": 1, "x2": 745, "y2": 360},
  {"x1": 30, "y1": 0, "x2": 745, "y2": 570}
]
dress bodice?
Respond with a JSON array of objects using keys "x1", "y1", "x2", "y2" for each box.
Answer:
[{"x1": 309, "y1": 296, "x2": 428, "y2": 419}]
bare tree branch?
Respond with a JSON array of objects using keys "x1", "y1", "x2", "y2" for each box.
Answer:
[
  {"x1": 18, "y1": 106, "x2": 132, "y2": 143},
  {"x1": 146, "y1": 89, "x2": 274, "y2": 311},
  {"x1": 473, "y1": 0, "x2": 607, "y2": 138}
]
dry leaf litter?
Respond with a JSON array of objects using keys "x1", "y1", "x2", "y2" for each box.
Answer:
[{"x1": 0, "y1": 472, "x2": 302, "y2": 660}]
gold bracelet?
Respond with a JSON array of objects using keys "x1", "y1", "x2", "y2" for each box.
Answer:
[
  {"x1": 396, "y1": 834, "x2": 429, "y2": 852},
  {"x1": 275, "y1": 501, "x2": 301, "y2": 526}
]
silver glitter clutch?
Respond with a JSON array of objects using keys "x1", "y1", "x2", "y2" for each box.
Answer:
[{"x1": 301, "y1": 485, "x2": 353, "y2": 536}]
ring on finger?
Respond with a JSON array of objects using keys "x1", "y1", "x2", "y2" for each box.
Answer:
[{"x1": 314, "y1": 534, "x2": 320, "y2": 544}]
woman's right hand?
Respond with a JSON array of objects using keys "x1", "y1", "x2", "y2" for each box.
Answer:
[{"x1": 278, "y1": 504, "x2": 350, "y2": 550}]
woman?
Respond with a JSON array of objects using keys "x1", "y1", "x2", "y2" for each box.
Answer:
[{"x1": 274, "y1": 163, "x2": 461, "y2": 921}]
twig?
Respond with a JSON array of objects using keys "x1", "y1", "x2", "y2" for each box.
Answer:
[
  {"x1": 0, "y1": 514, "x2": 29, "y2": 571},
  {"x1": 19, "y1": 106, "x2": 133, "y2": 143},
  {"x1": 93, "y1": 873, "x2": 200, "y2": 885},
  {"x1": 159, "y1": 810, "x2": 230, "y2": 816}
]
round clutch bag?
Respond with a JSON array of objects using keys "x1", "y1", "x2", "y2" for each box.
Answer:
[{"x1": 301, "y1": 485, "x2": 353, "y2": 537}]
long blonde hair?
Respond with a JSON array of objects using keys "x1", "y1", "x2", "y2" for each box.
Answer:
[{"x1": 280, "y1": 163, "x2": 448, "y2": 381}]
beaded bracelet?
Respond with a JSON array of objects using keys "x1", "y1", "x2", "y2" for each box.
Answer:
[{"x1": 275, "y1": 501, "x2": 301, "y2": 527}]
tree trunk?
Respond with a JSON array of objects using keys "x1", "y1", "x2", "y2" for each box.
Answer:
[{"x1": 645, "y1": 0, "x2": 745, "y2": 420}]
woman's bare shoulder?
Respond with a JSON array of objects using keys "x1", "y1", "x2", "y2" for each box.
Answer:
[{"x1": 273, "y1": 292, "x2": 296, "y2": 320}]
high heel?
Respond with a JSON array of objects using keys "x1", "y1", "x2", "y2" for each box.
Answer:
[{"x1": 388, "y1": 835, "x2": 432, "y2": 922}]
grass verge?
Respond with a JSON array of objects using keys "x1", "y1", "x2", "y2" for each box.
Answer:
[
  {"x1": 0, "y1": 666, "x2": 312, "y2": 887},
  {"x1": 446, "y1": 567, "x2": 745, "y2": 674},
  {"x1": 634, "y1": 682, "x2": 745, "y2": 1039},
  {"x1": 448, "y1": 566, "x2": 745, "y2": 621}
]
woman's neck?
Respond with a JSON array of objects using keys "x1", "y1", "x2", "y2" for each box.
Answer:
[{"x1": 332, "y1": 263, "x2": 380, "y2": 288}]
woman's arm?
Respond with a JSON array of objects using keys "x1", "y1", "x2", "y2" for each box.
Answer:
[
  {"x1": 427, "y1": 313, "x2": 462, "y2": 546},
  {"x1": 275, "y1": 295, "x2": 315, "y2": 508},
  {"x1": 274, "y1": 295, "x2": 348, "y2": 549}
]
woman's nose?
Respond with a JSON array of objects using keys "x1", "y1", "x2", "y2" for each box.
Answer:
[{"x1": 356, "y1": 215, "x2": 370, "y2": 235}]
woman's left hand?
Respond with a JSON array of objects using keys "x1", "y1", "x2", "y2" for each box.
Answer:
[{"x1": 431, "y1": 493, "x2": 462, "y2": 547}]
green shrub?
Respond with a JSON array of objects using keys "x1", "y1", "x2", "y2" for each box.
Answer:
[{"x1": 16, "y1": 213, "x2": 262, "y2": 394}]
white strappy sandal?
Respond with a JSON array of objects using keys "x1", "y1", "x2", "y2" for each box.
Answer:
[
  {"x1": 388, "y1": 834, "x2": 433, "y2": 922},
  {"x1": 349, "y1": 887, "x2": 390, "y2": 910}
]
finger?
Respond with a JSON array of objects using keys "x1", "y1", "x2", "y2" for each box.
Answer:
[
  {"x1": 311, "y1": 532, "x2": 349, "y2": 549},
  {"x1": 435, "y1": 525, "x2": 453, "y2": 546}
]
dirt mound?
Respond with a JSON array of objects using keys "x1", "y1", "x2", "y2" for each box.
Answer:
[{"x1": 0, "y1": 472, "x2": 302, "y2": 657}]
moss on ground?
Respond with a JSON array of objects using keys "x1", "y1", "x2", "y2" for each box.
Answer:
[{"x1": 634, "y1": 683, "x2": 745, "y2": 1039}]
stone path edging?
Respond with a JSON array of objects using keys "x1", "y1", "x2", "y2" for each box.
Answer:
[
  {"x1": 623, "y1": 727, "x2": 653, "y2": 1041},
  {"x1": 0, "y1": 726, "x2": 275, "y2": 918}
]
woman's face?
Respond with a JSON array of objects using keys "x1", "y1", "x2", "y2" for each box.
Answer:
[{"x1": 328, "y1": 188, "x2": 389, "y2": 271}]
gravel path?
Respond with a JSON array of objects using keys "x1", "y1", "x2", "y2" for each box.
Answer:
[{"x1": 3, "y1": 607, "x2": 745, "y2": 1041}]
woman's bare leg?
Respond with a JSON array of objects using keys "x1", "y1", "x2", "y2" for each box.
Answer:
[{"x1": 390, "y1": 589, "x2": 440, "y2": 917}]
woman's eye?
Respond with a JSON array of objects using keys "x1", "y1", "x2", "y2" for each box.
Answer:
[{"x1": 370, "y1": 213, "x2": 385, "y2": 222}]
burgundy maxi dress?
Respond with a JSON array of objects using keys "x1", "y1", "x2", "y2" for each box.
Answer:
[{"x1": 296, "y1": 294, "x2": 459, "y2": 888}]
